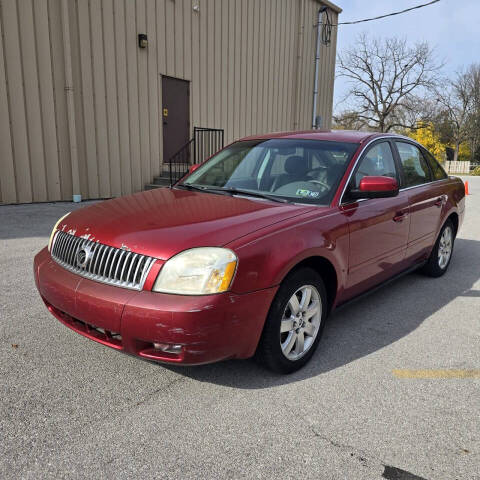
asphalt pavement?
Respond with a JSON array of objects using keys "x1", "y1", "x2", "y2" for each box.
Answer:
[{"x1": 1, "y1": 177, "x2": 479, "y2": 480}]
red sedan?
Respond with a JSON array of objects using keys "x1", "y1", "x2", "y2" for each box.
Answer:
[{"x1": 34, "y1": 130, "x2": 465, "y2": 373}]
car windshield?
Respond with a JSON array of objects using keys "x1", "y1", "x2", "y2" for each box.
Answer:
[{"x1": 180, "y1": 139, "x2": 359, "y2": 205}]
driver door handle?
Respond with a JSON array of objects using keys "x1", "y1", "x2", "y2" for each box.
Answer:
[{"x1": 393, "y1": 210, "x2": 408, "y2": 222}]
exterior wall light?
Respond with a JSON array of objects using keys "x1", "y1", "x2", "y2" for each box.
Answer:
[{"x1": 138, "y1": 33, "x2": 148, "y2": 49}]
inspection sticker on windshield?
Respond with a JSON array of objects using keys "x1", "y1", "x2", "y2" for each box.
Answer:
[{"x1": 296, "y1": 189, "x2": 319, "y2": 198}]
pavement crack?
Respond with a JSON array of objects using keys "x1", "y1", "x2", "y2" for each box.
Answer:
[
  {"x1": 309, "y1": 426, "x2": 371, "y2": 467},
  {"x1": 134, "y1": 375, "x2": 188, "y2": 408},
  {"x1": 310, "y1": 427, "x2": 429, "y2": 480}
]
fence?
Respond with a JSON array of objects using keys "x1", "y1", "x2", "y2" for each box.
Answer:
[
  {"x1": 194, "y1": 127, "x2": 225, "y2": 165},
  {"x1": 168, "y1": 127, "x2": 224, "y2": 185},
  {"x1": 444, "y1": 161, "x2": 471, "y2": 174}
]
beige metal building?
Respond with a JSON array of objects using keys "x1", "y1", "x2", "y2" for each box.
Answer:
[{"x1": 0, "y1": 0, "x2": 341, "y2": 205}]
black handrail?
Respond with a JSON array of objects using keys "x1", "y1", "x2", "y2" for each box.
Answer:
[
  {"x1": 168, "y1": 127, "x2": 224, "y2": 186},
  {"x1": 168, "y1": 138, "x2": 195, "y2": 186}
]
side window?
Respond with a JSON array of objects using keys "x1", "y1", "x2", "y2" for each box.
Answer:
[
  {"x1": 395, "y1": 141, "x2": 432, "y2": 187},
  {"x1": 352, "y1": 141, "x2": 397, "y2": 188},
  {"x1": 423, "y1": 150, "x2": 448, "y2": 181}
]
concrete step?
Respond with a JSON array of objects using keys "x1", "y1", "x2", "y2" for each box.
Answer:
[{"x1": 145, "y1": 163, "x2": 190, "y2": 191}]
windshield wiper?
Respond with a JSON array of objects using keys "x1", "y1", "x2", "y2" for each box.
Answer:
[
  {"x1": 177, "y1": 184, "x2": 290, "y2": 203},
  {"x1": 176, "y1": 183, "x2": 231, "y2": 196},
  {"x1": 204, "y1": 186, "x2": 291, "y2": 203},
  {"x1": 176, "y1": 183, "x2": 207, "y2": 192}
]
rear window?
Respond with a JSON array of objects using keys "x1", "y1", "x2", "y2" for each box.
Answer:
[
  {"x1": 423, "y1": 150, "x2": 448, "y2": 181},
  {"x1": 395, "y1": 141, "x2": 432, "y2": 187}
]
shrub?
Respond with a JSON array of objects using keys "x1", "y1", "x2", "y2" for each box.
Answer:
[{"x1": 472, "y1": 166, "x2": 480, "y2": 176}]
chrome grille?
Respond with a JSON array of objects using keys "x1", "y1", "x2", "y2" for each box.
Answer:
[{"x1": 51, "y1": 231, "x2": 156, "y2": 290}]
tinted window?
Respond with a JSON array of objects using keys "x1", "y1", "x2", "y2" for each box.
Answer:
[
  {"x1": 352, "y1": 141, "x2": 397, "y2": 188},
  {"x1": 183, "y1": 139, "x2": 359, "y2": 205},
  {"x1": 395, "y1": 141, "x2": 432, "y2": 187},
  {"x1": 423, "y1": 150, "x2": 448, "y2": 181}
]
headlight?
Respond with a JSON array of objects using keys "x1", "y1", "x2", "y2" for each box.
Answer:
[
  {"x1": 48, "y1": 212, "x2": 70, "y2": 252},
  {"x1": 152, "y1": 247, "x2": 237, "y2": 295}
]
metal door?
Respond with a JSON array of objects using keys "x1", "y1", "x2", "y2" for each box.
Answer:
[{"x1": 162, "y1": 76, "x2": 190, "y2": 163}]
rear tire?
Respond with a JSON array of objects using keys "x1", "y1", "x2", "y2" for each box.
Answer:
[
  {"x1": 420, "y1": 219, "x2": 455, "y2": 277},
  {"x1": 256, "y1": 268, "x2": 328, "y2": 374}
]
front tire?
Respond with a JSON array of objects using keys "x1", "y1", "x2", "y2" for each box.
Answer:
[
  {"x1": 421, "y1": 219, "x2": 455, "y2": 277},
  {"x1": 256, "y1": 268, "x2": 328, "y2": 374}
]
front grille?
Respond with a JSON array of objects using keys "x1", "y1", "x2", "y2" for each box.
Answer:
[{"x1": 51, "y1": 230, "x2": 156, "y2": 290}]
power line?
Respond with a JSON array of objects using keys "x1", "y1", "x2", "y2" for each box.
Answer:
[{"x1": 333, "y1": 0, "x2": 441, "y2": 26}]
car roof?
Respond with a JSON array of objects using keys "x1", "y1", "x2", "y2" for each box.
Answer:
[{"x1": 239, "y1": 129, "x2": 398, "y2": 144}]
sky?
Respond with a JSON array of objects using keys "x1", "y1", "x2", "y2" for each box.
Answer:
[{"x1": 332, "y1": 0, "x2": 480, "y2": 114}]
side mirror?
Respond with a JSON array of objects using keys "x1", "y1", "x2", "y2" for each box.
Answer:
[
  {"x1": 189, "y1": 164, "x2": 201, "y2": 174},
  {"x1": 348, "y1": 176, "x2": 399, "y2": 199}
]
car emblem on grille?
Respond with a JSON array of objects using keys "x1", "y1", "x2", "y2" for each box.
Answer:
[{"x1": 76, "y1": 245, "x2": 93, "y2": 268}]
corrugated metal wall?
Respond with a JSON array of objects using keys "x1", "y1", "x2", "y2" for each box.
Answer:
[{"x1": 0, "y1": 0, "x2": 339, "y2": 204}]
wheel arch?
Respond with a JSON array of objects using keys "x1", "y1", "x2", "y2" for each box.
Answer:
[
  {"x1": 254, "y1": 255, "x2": 338, "y2": 368},
  {"x1": 283, "y1": 256, "x2": 338, "y2": 315},
  {"x1": 447, "y1": 211, "x2": 459, "y2": 237}
]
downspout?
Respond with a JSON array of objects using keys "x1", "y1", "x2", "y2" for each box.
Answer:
[
  {"x1": 292, "y1": 0, "x2": 305, "y2": 130},
  {"x1": 312, "y1": 6, "x2": 328, "y2": 129},
  {"x1": 61, "y1": 0, "x2": 81, "y2": 202}
]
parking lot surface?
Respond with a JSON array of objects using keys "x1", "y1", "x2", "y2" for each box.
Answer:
[{"x1": 1, "y1": 177, "x2": 479, "y2": 480}]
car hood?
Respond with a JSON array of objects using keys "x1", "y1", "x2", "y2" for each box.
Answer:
[{"x1": 59, "y1": 188, "x2": 315, "y2": 259}]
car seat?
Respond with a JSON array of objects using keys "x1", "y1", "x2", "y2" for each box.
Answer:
[{"x1": 271, "y1": 155, "x2": 310, "y2": 191}]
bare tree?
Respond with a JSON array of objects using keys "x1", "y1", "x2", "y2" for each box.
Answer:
[
  {"x1": 465, "y1": 64, "x2": 480, "y2": 161},
  {"x1": 332, "y1": 110, "x2": 369, "y2": 130},
  {"x1": 336, "y1": 34, "x2": 442, "y2": 132},
  {"x1": 434, "y1": 65, "x2": 480, "y2": 162}
]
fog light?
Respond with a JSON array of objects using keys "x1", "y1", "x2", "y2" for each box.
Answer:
[{"x1": 153, "y1": 343, "x2": 182, "y2": 354}]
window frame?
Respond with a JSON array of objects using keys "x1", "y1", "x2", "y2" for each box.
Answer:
[
  {"x1": 420, "y1": 147, "x2": 449, "y2": 182},
  {"x1": 338, "y1": 136, "x2": 452, "y2": 206},
  {"x1": 392, "y1": 139, "x2": 434, "y2": 189},
  {"x1": 341, "y1": 139, "x2": 400, "y2": 204}
]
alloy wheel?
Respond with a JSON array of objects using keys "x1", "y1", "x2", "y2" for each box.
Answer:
[
  {"x1": 438, "y1": 226, "x2": 453, "y2": 269},
  {"x1": 280, "y1": 285, "x2": 322, "y2": 361}
]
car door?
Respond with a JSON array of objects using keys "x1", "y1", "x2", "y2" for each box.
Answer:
[
  {"x1": 393, "y1": 141, "x2": 445, "y2": 263},
  {"x1": 340, "y1": 140, "x2": 410, "y2": 299}
]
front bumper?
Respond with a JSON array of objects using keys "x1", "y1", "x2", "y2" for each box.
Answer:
[{"x1": 34, "y1": 248, "x2": 277, "y2": 365}]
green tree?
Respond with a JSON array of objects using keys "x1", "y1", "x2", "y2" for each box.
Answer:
[{"x1": 408, "y1": 122, "x2": 446, "y2": 160}]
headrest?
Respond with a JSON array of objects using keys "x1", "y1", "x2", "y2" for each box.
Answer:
[{"x1": 284, "y1": 155, "x2": 309, "y2": 175}]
